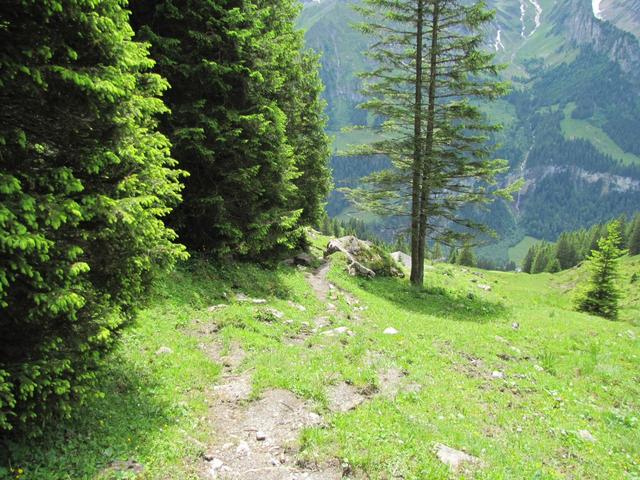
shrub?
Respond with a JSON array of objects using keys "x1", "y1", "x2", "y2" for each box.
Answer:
[{"x1": 0, "y1": 0, "x2": 186, "y2": 433}]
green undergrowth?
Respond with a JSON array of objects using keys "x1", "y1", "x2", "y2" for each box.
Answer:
[{"x1": 3, "y1": 241, "x2": 639, "y2": 479}]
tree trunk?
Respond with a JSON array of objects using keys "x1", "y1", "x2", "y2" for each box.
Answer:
[
  {"x1": 417, "y1": 0, "x2": 440, "y2": 283},
  {"x1": 410, "y1": 0, "x2": 425, "y2": 286}
]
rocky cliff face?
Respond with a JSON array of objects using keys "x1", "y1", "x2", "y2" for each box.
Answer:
[
  {"x1": 599, "y1": 0, "x2": 640, "y2": 38},
  {"x1": 562, "y1": 0, "x2": 640, "y2": 83}
]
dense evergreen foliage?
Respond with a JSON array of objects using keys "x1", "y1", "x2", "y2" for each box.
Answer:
[
  {"x1": 0, "y1": 0, "x2": 186, "y2": 432},
  {"x1": 131, "y1": 0, "x2": 330, "y2": 256},
  {"x1": 522, "y1": 213, "x2": 640, "y2": 274},
  {"x1": 576, "y1": 222, "x2": 627, "y2": 320}
]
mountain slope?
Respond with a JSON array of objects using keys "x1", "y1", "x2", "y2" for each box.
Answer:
[
  {"x1": 299, "y1": 0, "x2": 640, "y2": 258},
  {"x1": 9, "y1": 240, "x2": 640, "y2": 478}
]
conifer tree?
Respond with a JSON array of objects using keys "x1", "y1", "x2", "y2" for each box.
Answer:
[
  {"x1": 556, "y1": 233, "x2": 578, "y2": 270},
  {"x1": 131, "y1": 0, "x2": 328, "y2": 256},
  {"x1": 522, "y1": 245, "x2": 536, "y2": 273},
  {"x1": 346, "y1": 0, "x2": 514, "y2": 286},
  {"x1": 0, "y1": 0, "x2": 185, "y2": 431},
  {"x1": 457, "y1": 244, "x2": 476, "y2": 267},
  {"x1": 546, "y1": 257, "x2": 561, "y2": 273},
  {"x1": 576, "y1": 221, "x2": 627, "y2": 320},
  {"x1": 629, "y1": 214, "x2": 640, "y2": 256},
  {"x1": 532, "y1": 243, "x2": 552, "y2": 274}
]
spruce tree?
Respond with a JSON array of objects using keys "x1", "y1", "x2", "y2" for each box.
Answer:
[
  {"x1": 546, "y1": 258, "x2": 561, "y2": 273},
  {"x1": 576, "y1": 221, "x2": 627, "y2": 320},
  {"x1": 0, "y1": 0, "x2": 185, "y2": 431},
  {"x1": 131, "y1": 0, "x2": 327, "y2": 257},
  {"x1": 346, "y1": 0, "x2": 514, "y2": 286},
  {"x1": 532, "y1": 243, "x2": 551, "y2": 274},
  {"x1": 556, "y1": 233, "x2": 578, "y2": 270},
  {"x1": 628, "y1": 214, "x2": 640, "y2": 256},
  {"x1": 457, "y1": 244, "x2": 476, "y2": 267},
  {"x1": 522, "y1": 245, "x2": 536, "y2": 273}
]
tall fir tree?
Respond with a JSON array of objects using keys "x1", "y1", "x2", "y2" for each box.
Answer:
[
  {"x1": 576, "y1": 221, "x2": 627, "y2": 320},
  {"x1": 522, "y1": 245, "x2": 536, "y2": 273},
  {"x1": 347, "y1": 0, "x2": 514, "y2": 286},
  {"x1": 131, "y1": 0, "x2": 329, "y2": 257},
  {"x1": 0, "y1": 0, "x2": 185, "y2": 431},
  {"x1": 556, "y1": 233, "x2": 578, "y2": 270},
  {"x1": 628, "y1": 214, "x2": 640, "y2": 256}
]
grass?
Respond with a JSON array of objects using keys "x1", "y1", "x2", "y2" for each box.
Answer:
[
  {"x1": 561, "y1": 103, "x2": 640, "y2": 166},
  {"x1": 4, "y1": 236, "x2": 639, "y2": 479},
  {"x1": 508, "y1": 235, "x2": 540, "y2": 265}
]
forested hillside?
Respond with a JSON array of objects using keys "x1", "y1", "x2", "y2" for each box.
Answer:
[{"x1": 299, "y1": 0, "x2": 640, "y2": 261}]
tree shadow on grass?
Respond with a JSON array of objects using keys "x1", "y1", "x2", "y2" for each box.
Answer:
[
  {"x1": 354, "y1": 275, "x2": 508, "y2": 323},
  {"x1": 1, "y1": 354, "x2": 187, "y2": 479}
]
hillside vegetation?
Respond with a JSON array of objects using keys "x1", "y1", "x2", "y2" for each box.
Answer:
[{"x1": 6, "y1": 234, "x2": 639, "y2": 479}]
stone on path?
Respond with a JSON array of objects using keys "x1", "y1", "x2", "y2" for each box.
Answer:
[
  {"x1": 491, "y1": 371, "x2": 505, "y2": 379},
  {"x1": 435, "y1": 443, "x2": 482, "y2": 472}
]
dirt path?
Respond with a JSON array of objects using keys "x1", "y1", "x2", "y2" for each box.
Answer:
[
  {"x1": 197, "y1": 259, "x2": 417, "y2": 479},
  {"x1": 306, "y1": 261, "x2": 331, "y2": 300},
  {"x1": 197, "y1": 261, "x2": 348, "y2": 479}
]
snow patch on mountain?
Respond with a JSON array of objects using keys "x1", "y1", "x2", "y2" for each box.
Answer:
[
  {"x1": 520, "y1": 0, "x2": 527, "y2": 38},
  {"x1": 592, "y1": 0, "x2": 604, "y2": 19},
  {"x1": 494, "y1": 28, "x2": 505, "y2": 51},
  {"x1": 528, "y1": 0, "x2": 543, "y2": 36}
]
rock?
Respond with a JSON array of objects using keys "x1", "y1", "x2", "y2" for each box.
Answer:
[
  {"x1": 207, "y1": 458, "x2": 224, "y2": 476},
  {"x1": 288, "y1": 301, "x2": 306, "y2": 311},
  {"x1": 324, "y1": 235, "x2": 402, "y2": 278},
  {"x1": 236, "y1": 293, "x2": 267, "y2": 304},
  {"x1": 321, "y1": 326, "x2": 354, "y2": 337},
  {"x1": 155, "y1": 346, "x2": 172, "y2": 355},
  {"x1": 235, "y1": 441, "x2": 251, "y2": 456},
  {"x1": 390, "y1": 251, "x2": 412, "y2": 268},
  {"x1": 578, "y1": 429, "x2": 596, "y2": 442},
  {"x1": 256, "y1": 430, "x2": 267, "y2": 441},
  {"x1": 294, "y1": 252, "x2": 315, "y2": 266},
  {"x1": 512, "y1": 322, "x2": 520, "y2": 330},
  {"x1": 256, "y1": 307, "x2": 284, "y2": 321},
  {"x1": 491, "y1": 371, "x2": 505, "y2": 379},
  {"x1": 383, "y1": 327, "x2": 399, "y2": 335},
  {"x1": 435, "y1": 444, "x2": 482, "y2": 472},
  {"x1": 533, "y1": 364, "x2": 544, "y2": 372},
  {"x1": 477, "y1": 284, "x2": 492, "y2": 291}
]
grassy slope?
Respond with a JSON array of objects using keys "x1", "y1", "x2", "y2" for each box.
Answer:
[
  {"x1": 7, "y1": 240, "x2": 639, "y2": 479},
  {"x1": 508, "y1": 235, "x2": 539, "y2": 265},
  {"x1": 560, "y1": 103, "x2": 640, "y2": 166}
]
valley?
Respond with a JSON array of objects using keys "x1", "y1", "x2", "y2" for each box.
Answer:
[{"x1": 299, "y1": 0, "x2": 640, "y2": 265}]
